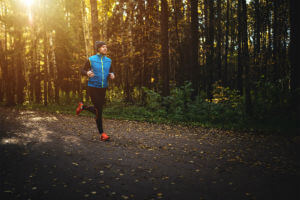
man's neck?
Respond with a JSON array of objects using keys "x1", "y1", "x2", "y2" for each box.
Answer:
[{"x1": 97, "y1": 52, "x2": 106, "y2": 56}]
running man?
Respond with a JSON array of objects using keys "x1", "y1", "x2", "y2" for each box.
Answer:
[{"x1": 76, "y1": 41, "x2": 115, "y2": 141}]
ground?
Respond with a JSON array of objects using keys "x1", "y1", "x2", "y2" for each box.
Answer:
[{"x1": 0, "y1": 107, "x2": 299, "y2": 200}]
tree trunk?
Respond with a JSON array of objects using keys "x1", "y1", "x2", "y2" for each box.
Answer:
[
  {"x1": 160, "y1": 0, "x2": 170, "y2": 96},
  {"x1": 237, "y1": 0, "x2": 243, "y2": 94},
  {"x1": 272, "y1": 0, "x2": 280, "y2": 81},
  {"x1": 242, "y1": 0, "x2": 252, "y2": 115},
  {"x1": 0, "y1": 41, "x2": 8, "y2": 103},
  {"x1": 174, "y1": 0, "x2": 185, "y2": 86},
  {"x1": 43, "y1": 32, "x2": 49, "y2": 106},
  {"x1": 289, "y1": 0, "x2": 299, "y2": 114},
  {"x1": 206, "y1": 0, "x2": 214, "y2": 99},
  {"x1": 254, "y1": 0, "x2": 261, "y2": 65},
  {"x1": 81, "y1": 0, "x2": 90, "y2": 58},
  {"x1": 90, "y1": 0, "x2": 100, "y2": 51},
  {"x1": 190, "y1": 0, "x2": 199, "y2": 96},
  {"x1": 224, "y1": 0, "x2": 230, "y2": 86},
  {"x1": 16, "y1": 32, "x2": 26, "y2": 105},
  {"x1": 216, "y1": 0, "x2": 222, "y2": 82}
]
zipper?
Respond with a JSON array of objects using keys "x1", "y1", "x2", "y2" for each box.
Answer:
[{"x1": 101, "y1": 56, "x2": 104, "y2": 87}]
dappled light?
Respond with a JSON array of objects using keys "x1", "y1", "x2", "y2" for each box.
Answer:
[
  {"x1": 0, "y1": 109, "x2": 84, "y2": 147},
  {"x1": 1, "y1": 138, "x2": 19, "y2": 145}
]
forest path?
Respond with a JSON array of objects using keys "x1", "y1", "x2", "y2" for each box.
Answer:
[{"x1": 0, "y1": 107, "x2": 299, "y2": 200}]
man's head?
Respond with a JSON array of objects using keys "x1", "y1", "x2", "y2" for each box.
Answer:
[{"x1": 95, "y1": 41, "x2": 107, "y2": 55}]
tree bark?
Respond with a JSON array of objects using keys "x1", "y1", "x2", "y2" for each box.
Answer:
[
  {"x1": 241, "y1": 0, "x2": 252, "y2": 115},
  {"x1": 254, "y1": 0, "x2": 261, "y2": 65},
  {"x1": 237, "y1": 0, "x2": 243, "y2": 94},
  {"x1": 289, "y1": 0, "x2": 299, "y2": 114},
  {"x1": 206, "y1": 0, "x2": 214, "y2": 99},
  {"x1": 90, "y1": 0, "x2": 100, "y2": 51},
  {"x1": 190, "y1": 0, "x2": 199, "y2": 96},
  {"x1": 160, "y1": 0, "x2": 170, "y2": 96},
  {"x1": 43, "y1": 32, "x2": 49, "y2": 106},
  {"x1": 224, "y1": 0, "x2": 230, "y2": 86},
  {"x1": 216, "y1": 0, "x2": 222, "y2": 82},
  {"x1": 16, "y1": 32, "x2": 26, "y2": 104}
]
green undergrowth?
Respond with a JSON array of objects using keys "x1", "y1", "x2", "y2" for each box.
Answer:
[
  {"x1": 5, "y1": 100, "x2": 296, "y2": 136},
  {"x1": 2, "y1": 81, "x2": 298, "y2": 135}
]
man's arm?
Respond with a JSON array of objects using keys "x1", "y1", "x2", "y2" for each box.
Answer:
[
  {"x1": 81, "y1": 60, "x2": 90, "y2": 76},
  {"x1": 109, "y1": 65, "x2": 115, "y2": 80},
  {"x1": 109, "y1": 65, "x2": 113, "y2": 74}
]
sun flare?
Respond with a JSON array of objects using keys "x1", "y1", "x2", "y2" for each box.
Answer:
[{"x1": 22, "y1": 0, "x2": 34, "y2": 7}]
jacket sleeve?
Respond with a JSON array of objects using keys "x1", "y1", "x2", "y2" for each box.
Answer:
[
  {"x1": 81, "y1": 60, "x2": 90, "y2": 76},
  {"x1": 109, "y1": 65, "x2": 114, "y2": 74}
]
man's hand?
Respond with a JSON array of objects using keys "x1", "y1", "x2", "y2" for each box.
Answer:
[
  {"x1": 87, "y1": 70, "x2": 94, "y2": 77},
  {"x1": 109, "y1": 73, "x2": 115, "y2": 80}
]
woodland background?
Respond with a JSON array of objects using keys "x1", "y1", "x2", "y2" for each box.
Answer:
[{"x1": 0, "y1": 0, "x2": 298, "y2": 133}]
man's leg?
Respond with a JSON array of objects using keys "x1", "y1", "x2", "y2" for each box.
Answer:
[
  {"x1": 92, "y1": 88, "x2": 106, "y2": 134},
  {"x1": 83, "y1": 105, "x2": 96, "y2": 114},
  {"x1": 94, "y1": 105, "x2": 104, "y2": 134},
  {"x1": 89, "y1": 87, "x2": 108, "y2": 141}
]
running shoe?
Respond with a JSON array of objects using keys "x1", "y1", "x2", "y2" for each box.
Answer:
[
  {"x1": 76, "y1": 102, "x2": 84, "y2": 115},
  {"x1": 100, "y1": 133, "x2": 110, "y2": 141}
]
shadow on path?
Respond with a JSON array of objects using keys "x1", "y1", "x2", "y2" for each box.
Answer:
[{"x1": 0, "y1": 107, "x2": 299, "y2": 200}]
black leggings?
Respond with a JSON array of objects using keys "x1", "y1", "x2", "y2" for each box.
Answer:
[{"x1": 84, "y1": 87, "x2": 106, "y2": 134}]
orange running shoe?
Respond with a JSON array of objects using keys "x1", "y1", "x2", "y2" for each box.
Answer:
[
  {"x1": 100, "y1": 133, "x2": 110, "y2": 141},
  {"x1": 76, "y1": 102, "x2": 84, "y2": 115}
]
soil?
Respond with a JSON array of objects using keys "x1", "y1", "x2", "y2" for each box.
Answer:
[{"x1": 0, "y1": 107, "x2": 299, "y2": 200}]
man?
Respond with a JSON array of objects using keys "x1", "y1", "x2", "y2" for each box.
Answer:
[{"x1": 76, "y1": 41, "x2": 115, "y2": 141}]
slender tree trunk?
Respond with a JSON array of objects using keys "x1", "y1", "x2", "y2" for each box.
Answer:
[
  {"x1": 216, "y1": 0, "x2": 222, "y2": 82},
  {"x1": 8, "y1": 56, "x2": 16, "y2": 106},
  {"x1": 224, "y1": 0, "x2": 230, "y2": 86},
  {"x1": 90, "y1": 0, "x2": 100, "y2": 51},
  {"x1": 254, "y1": 0, "x2": 261, "y2": 65},
  {"x1": 43, "y1": 32, "x2": 49, "y2": 106},
  {"x1": 272, "y1": 0, "x2": 280, "y2": 81},
  {"x1": 242, "y1": 0, "x2": 252, "y2": 115},
  {"x1": 229, "y1": 1, "x2": 236, "y2": 88},
  {"x1": 174, "y1": 0, "x2": 184, "y2": 86},
  {"x1": 266, "y1": 0, "x2": 272, "y2": 80},
  {"x1": 35, "y1": 46, "x2": 41, "y2": 104},
  {"x1": 1, "y1": 3, "x2": 14, "y2": 105},
  {"x1": 0, "y1": 41, "x2": 8, "y2": 102},
  {"x1": 190, "y1": 0, "x2": 199, "y2": 96},
  {"x1": 206, "y1": 0, "x2": 214, "y2": 99},
  {"x1": 237, "y1": 0, "x2": 243, "y2": 94},
  {"x1": 16, "y1": 32, "x2": 26, "y2": 104},
  {"x1": 125, "y1": 3, "x2": 134, "y2": 103},
  {"x1": 160, "y1": 0, "x2": 170, "y2": 96},
  {"x1": 289, "y1": 0, "x2": 299, "y2": 114},
  {"x1": 144, "y1": 0, "x2": 152, "y2": 90},
  {"x1": 81, "y1": 0, "x2": 89, "y2": 58}
]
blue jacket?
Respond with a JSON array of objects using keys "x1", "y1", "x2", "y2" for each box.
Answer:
[{"x1": 86, "y1": 54, "x2": 112, "y2": 88}]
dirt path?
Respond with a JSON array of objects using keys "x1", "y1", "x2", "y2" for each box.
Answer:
[{"x1": 0, "y1": 107, "x2": 299, "y2": 200}]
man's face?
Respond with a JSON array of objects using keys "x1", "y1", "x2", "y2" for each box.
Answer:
[{"x1": 98, "y1": 45, "x2": 107, "y2": 55}]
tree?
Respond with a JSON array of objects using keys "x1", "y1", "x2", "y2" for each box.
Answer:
[
  {"x1": 206, "y1": 0, "x2": 215, "y2": 99},
  {"x1": 289, "y1": 0, "x2": 299, "y2": 114},
  {"x1": 224, "y1": 0, "x2": 230, "y2": 86},
  {"x1": 190, "y1": 0, "x2": 199, "y2": 96},
  {"x1": 90, "y1": 0, "x2": 100, "y2": 50},
  {"x1": 241, "y1": 0, "x2": 251, "y2": 115},
  {"x1": 216, "y1": 0, "x2": 222, "y2": 82},
  {"x1": 160, "y1": 0, "x2": 170, "y2": 97}
]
